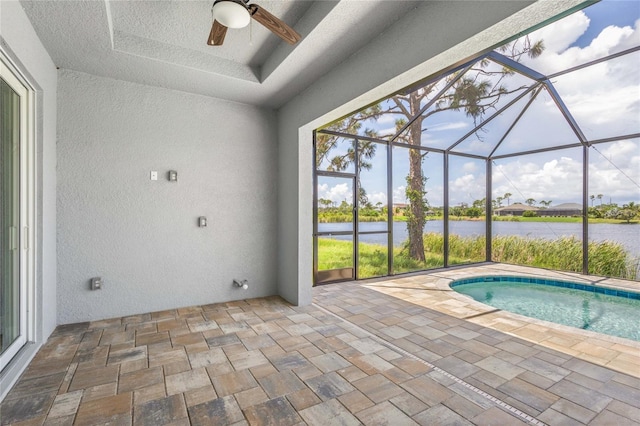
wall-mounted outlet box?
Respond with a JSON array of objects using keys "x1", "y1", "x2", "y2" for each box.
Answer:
[
  {"x1": 91, "y1": 277, "x2": 103, "y2": 290},
  {"x1": 168, "y1": 170, "x2": 178, "y2": 182}
]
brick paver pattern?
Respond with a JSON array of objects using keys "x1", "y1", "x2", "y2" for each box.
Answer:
[{"x1": 1, "y1": 270, "x2": 639, "y2": 425}]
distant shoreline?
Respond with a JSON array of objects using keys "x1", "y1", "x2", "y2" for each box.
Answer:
[{"x1": 318, "y1": 215, "x2": 638, "y2": 225}]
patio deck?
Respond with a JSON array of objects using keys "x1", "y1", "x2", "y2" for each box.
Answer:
[{"x1": 1, "y1": 265, "x2": 639, "y2": 425}]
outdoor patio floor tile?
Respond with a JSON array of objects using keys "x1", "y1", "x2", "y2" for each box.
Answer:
[
  {"x1": 210, "y1": 369, "x2": 257, "y2": 397},
  {"x1": 133, "y1": 394, "x2": 188, "y2": 426},
  {"x1": 74, "y1": 393, "x2": 132, "y2": 425},
  {"x1": 1, "y1": 266, "x2": 639, "y2": 425},
  {"x1": 187, "y1": 396, "x2": 244, "y2": 426},
  {"x1": 297, "y1": 399, "x2": 360, "y2": 425},
  {"x1": 413, "y1": 404, "x2": 474, "y2": 426},
  {"x1": 242, "y1": 396, "x2": 302, "y2": 426}
]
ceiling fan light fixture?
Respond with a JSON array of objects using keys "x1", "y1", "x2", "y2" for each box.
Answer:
[{"x1": 212, "y1": 1, "x2": 251, "y2": 29}]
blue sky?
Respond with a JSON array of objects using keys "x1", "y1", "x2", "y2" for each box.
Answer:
[
  {"x1": 318, "y1": 1, "x2": 640, "y2": 208},
  {"x1": 574, "y1": 0, "x2": 640, "y2": 47}
]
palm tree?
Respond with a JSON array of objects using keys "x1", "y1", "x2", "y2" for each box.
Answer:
[
  {"x1": 525, "y1": 198, "x2": 536, "y2": 206},
  {"x1": 538, "y1": 200, "x2": 551, "y2": 208},
  {"x1": 597, "y1": 194, "x2": 603, "y2": 205},
  {"x1": 503, "y1": 193, "x2": 512, "y2": 206},
  {"x1": 590, "y1": 194, "x2": 595, "y2": 206}
]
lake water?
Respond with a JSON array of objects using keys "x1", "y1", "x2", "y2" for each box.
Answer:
[{"x1": 318, "y1": 220, "x2": 640, "y2": 258}]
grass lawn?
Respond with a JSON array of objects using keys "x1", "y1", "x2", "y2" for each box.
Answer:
[{"x1": 317, "y1": 233, "x2": 638, "y2": 280}]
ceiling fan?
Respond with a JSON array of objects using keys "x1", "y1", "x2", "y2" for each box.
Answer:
[{"x1": 207, "y1": 0, "x2": 301, "y2": 46}]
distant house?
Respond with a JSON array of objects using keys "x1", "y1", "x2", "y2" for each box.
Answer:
[
  {"x1": 494, "y1": 203, "x2": 539, "y2": 216},
  {"x1": 393, "y1": 203, "x2": 409, "y2": 216},
  {"x1": 538, "y1": 203, "x2": 582, "y2": 217}
]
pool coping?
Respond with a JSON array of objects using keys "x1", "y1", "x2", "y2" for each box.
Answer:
[{"x1": 359, "y1": 263, "x2": 640, "y2": 378}]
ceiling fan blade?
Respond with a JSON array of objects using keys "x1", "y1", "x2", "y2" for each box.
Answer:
[
  {"x1": 249, "y1": 4, "x2": 301, "y2": 45},
  {"x1": 207, "y1": 20, "x2": 228, "y2": 46}
]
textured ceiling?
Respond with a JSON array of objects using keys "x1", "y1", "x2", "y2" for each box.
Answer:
[{"x1": 20, "y1": 0, "x2": 422, "y2": 108}]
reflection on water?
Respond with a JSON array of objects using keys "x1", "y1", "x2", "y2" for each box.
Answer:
[
  {"x1": 582, "y1": 299, "x2": 590, "y2": 330},
  {"x1": 486, "y1": 291, "x2": 493, "y2": 303}
]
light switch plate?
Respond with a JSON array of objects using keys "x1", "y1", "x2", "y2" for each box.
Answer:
[
  {"x1": 150, "y1": 171, "x2": 158, "y2": 181},
  {"x1": 91, "y1": 277, "x2": 103, "y2": 290}
]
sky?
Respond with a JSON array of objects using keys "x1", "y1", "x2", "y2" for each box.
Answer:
[{"x1": 318, "y1": 0, "x2": 640, "y2": 209}]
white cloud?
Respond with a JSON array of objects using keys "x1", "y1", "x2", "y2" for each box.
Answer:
[
  {"x1": 492, "y1": 156, "x2": 583, "y2": 204},
  {"x1": 523, "y1": 13, "x2": 639, "y2": 74},
  {"x1": 393, "y1": 185, "x2": 407, "y2": 204},
  {"x1": 491, "y1": 142, "x2": 640, "y2": 205},
  {"x1": 376, "y1": 114, "x2": 400, "y2": 124},
  {"x1": 552, "y1": 60, "x2": 639, "y2": 139},
  {"x1": 429, "y1": 121, "x2": 469, "y2": 132},
  {"x1": 317, "y1": 182, "x2": 352, "y2": 204},
  {"x1": 462, "y1": 162, "x2": 478, "y2": 173},
  {"x1": 378, "y1": 126, "x2": 398, "y2": 137},
  {"x1": 449, "y1": 173, "x2": 486, "y2": 206},
  {"x1": 366, "y1": 191, "x2": 387, "y2": 205},
  {"x1": 589, "y1": 139, "x2": 640, "y2": 201},
  {"x1": 528, "y1": 11, "x2": 590, "y2": 54},
  {"x1": 520, "y1": 13, "x2": 640, "y2": 140}
]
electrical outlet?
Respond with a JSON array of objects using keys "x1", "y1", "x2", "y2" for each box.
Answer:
[{"x1": 91, "y1": 277, "x2": 103, "y2": 290}]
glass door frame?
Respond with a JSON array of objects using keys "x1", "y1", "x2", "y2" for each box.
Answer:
[
  {"x1": 0, "y1": 51, "x2": 36, "y2": 373},
  {"x1": 313, "y1": 131, "x2": 392, "y2": 285},
  {"x1": 313, "y1": 172, "x2": 356, "y2": 284}
]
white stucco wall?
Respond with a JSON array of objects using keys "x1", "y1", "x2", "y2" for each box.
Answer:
[
  {"x1": 276, "y1": 1, "x2": 588, "y2": 305},
  {"x1": 57, "y1": 70, "x2": 277, "y2": 323},
  {"x1": 0, "y1": 0, "x2": 57, "y2": 398}
]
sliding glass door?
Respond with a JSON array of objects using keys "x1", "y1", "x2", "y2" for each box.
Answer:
[{"x1": 0, "y1": 59, "x2": 30, "y2": 372}]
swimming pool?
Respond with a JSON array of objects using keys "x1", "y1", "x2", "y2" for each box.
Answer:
[{"x1": 450, "y1": 276, "x2": 640, "y2": 342}]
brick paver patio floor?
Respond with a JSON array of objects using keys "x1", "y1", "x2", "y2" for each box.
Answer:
[{"x1": 2, "y1": 265, "x2": 639, "y2": 425}]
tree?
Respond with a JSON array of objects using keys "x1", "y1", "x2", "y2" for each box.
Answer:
[
  {"x1": 618, "y1": 202, "x2": 639, "y2": 223},
  {"x1": 597, "y1": 194, "x2": 603, "y2": 205},
  {"x1": 538, "y1": 200, "x2": 552, "y2": 208},
  {"x1": 317, "y1": 36, "x2": 543, "y2": 262},
  {"x1": 590, "y1": 194, "x2": 595, "y2": 206},
  {"x1": 495, "y1": 196, "x2": 504, "y2": 208},
  {"x1": 503, "y1": 193, "x2": 512, "y2": 206},
  {"x1": 466, "y1": 207, "x2": 483, "y2": 218},
  {"x1": 315, "y1": 110, "x2": 382, "y2": 208},
  {"x1": 472, "y1": 198, "x2": 485, "y2": 209},
  {"x1": 525, "y1": 198, "x2": 536, "y2": 206},
  {"x1": 338, "y1": 200, "x2": 351, "y2": 213},
  {"x1": 319, "y1": 198, "x2": 333, "y2": 210},
  {"x1": 451, "y1": 206, "x2": 465, "y2": 218}
]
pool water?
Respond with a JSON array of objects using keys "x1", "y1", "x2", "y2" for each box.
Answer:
[{"x1": 451, "y1": 277, "x2": 640, "y2": 342}]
